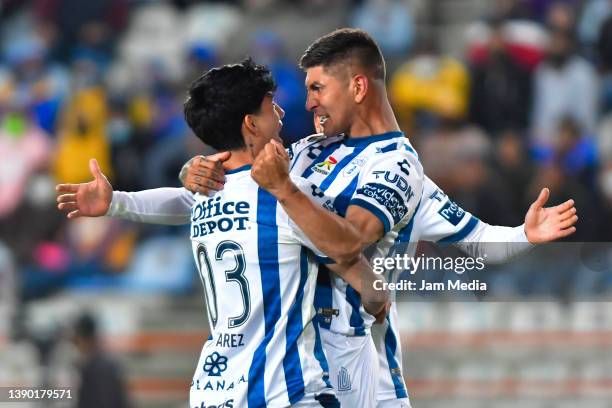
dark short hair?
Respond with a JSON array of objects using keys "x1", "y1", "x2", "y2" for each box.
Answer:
[
  {"x1": 184, "y1": 58, "x2": 276, "y2": 151},
  {"x1": 299, "y1": 28, "x2": 385, "y2": 80}
]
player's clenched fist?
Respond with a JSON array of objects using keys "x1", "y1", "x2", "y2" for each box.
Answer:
[
  {"x1": 56, "y1": 158, "x2": 113, "y2": 218},
  {"x1": 252, "y1": 139, "x2": 294, "y2": 200}
]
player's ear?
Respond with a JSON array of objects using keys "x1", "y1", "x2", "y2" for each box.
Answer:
[
  {"x1": 243, "y1": 114, "x2": 258, "y2": 135},
  {"x1": 352, "y1": 74, "x2": 368, "y2": 104}
]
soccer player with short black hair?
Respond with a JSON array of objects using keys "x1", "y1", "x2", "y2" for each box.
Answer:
[{"x1": 57, "y1": 57, "x2": 389, "y2": 408}]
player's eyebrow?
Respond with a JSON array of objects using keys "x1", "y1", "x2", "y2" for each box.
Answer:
[{"x1": 307, "y1": 82, "x2": 323, "y2": 91}]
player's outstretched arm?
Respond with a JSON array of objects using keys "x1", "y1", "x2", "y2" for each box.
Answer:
[
  {"x1": 327, "y1": 256, "x2": 389, "y2": 323},
  {"x1": 452, "y1": 187, "x2": 578, "y2": 263},
  {"x1": 57, "y1": 158, "x2": 194, "y2": 225},
  {"x1": 179, "y1": 152, "x2": 230, "y2": 195},
  {"x1": 56, "y1": 159, "x2": 113, "y2": 219},
  {"x1": 252, "y1": 140, "x2": 363, "y2": 265},
  {"x1": 524, "y1": 187, "x2": 577, "y2": 243}
]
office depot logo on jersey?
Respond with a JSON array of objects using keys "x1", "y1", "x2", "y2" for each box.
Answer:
[
  {"x1": 312, "y1": 155, "x2": 338, "y2": 175},
  {"x1": 191, "y1": 197, "x2": 250, "y2": 238}
]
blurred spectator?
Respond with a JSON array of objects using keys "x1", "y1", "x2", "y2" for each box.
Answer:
[
  {"x1": 597, "y1": 14, "x2": 612, "y2": 113},
  {"x1": 33, "y1": 0, "x2": 128, "y2": 62},
  {"x1": 72, "y1": 313, "x2": 131, "y2": 408},
  {"x1": 554, "y1": 116, "x2": 598, "y2": 188},
  {"x1": 419, "y1": 121, "x2": 520, "y2": 225},
  {"x1": 531, "y1": 29, "x2": 598, "y2": 147},
  {"x1": 0, "y1": 34, "x2": 70, "y2": 133},
  {"x1": 578, "y1": 0, "x2": 612, "y2": 50},
  {"x1": 465, "y1": 19, "x2": 548, "y2": 71},
  {"x1": 390, "y1": 39, "x2": 469, "y2": 132},
  {"x1": 544, "y1": 1, "x2": 576, "y2": 32},
  {"x1": 183, "y1": 2, "x2": 243, "y2": 51},
  {"x1": 469, "y1": 21, "x2": 533, "y2": 135},
  {"x1": 0, "y1": 110, "x2": 51, "y2": 217},
  {"x1": 53, "y1": 86, "x2": 113, "y2": 184},
  {"x1": 251, "y1": 30, "x2": 309, "y2": 144},
  {"x1": 492, "y1": 130, "x2": 535, "y2": 216},
  {"x1": 350, "y1": 0, "x2": 414, "y2": 63}
]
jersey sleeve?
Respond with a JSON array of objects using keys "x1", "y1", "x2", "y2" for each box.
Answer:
[
  {"x1": 284, "y1": 176, "x2": 337, "y2": 264},
  {"x1": 418, "y1": 176, "x2": 533, "y2": 262},
  {"x1": 348, "y1": 148, "x2": 424, "y2": 234},
  {"x1": 417, "y1": 176, "x2": 481, "y2": 243},
  {"x1": 106, "y1": 187, "x2": 194, "y2": 225}
]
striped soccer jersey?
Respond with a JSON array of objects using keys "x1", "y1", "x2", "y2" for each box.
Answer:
[
  {"x1": 189, "y1": 164, "x2": 336, "y2": 408},
  {"x1": 287, "y1": 131, "x2": 424, "y2": 338},
  {"x1": 288, "y1": 132, "x2": 486, "y2": 402},
  {"x1": 370, "y1": 175, "x2": 484, "y2": 402}
]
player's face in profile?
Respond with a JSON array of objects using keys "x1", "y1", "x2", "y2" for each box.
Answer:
[
  {"x1": 254, "y1": 94, "x2": 284, "y2": 144},
  {"x1": 305, "y1": 65, "x2": 354, "y2": 137}
]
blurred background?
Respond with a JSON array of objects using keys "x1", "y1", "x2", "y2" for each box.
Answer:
[{"x1": 1, "y1": 0, "x2": 612, "y2": 406}]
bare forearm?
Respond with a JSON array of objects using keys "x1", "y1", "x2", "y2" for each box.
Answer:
[
  {"x1": 277, "y1": 181, "x2": 362, "y2": 264},
  {"x1": 328, "y1": 256, "x2": 388, "y2": 316}
]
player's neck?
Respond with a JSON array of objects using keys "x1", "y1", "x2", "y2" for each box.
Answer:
[
  {"x1": 348, "y1": 94, "x2": 400, "y2": 138},
  {"x1": 222, "y1": 149, "x2": 255, "y2": 172}
]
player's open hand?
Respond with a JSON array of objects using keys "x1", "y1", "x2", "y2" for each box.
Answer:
[
  {"x1": 56, "y1": 159, "x2": 113, "y2": 219},
  {"x1": 252, "y1": 139, "x2": 293, "y2": 199},
  {"x1": 179, "y1": 152, "x2": 230, "y2": 195},
  {"x1": 524, "y1": 188, "x2": 578, "y2": 243}
]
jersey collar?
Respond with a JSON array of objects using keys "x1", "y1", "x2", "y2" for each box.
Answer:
[
  {"x1": 342, "y1": 131, "x2": 404, "y2": 147},
  {"x1": 226, "y1": 164, "x2": 252, "y2": 174}
]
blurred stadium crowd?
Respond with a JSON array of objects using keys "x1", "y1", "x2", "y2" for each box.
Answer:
[{"x1": 1, "y1": 0, "x2": 612, "y2": 304}]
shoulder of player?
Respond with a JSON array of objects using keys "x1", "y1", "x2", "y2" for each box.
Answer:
[
  {"x1": 290, "y1": 133, "x2": 342, "y2": 152},
  {"x1": 361, "y1": 140, "x2": 422, "y2": 174}
]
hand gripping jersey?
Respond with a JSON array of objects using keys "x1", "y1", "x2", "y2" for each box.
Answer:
[
  {"x1": 188, "y1": 165, "x2": 336, "y2": 408},
  {"x1": 288, "y1": 131, "x2": 424, "y2": 337}
]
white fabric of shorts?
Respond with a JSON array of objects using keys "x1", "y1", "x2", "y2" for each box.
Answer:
[{"x1": 319, "y1": 328, "x2": 379, "y2": 408}]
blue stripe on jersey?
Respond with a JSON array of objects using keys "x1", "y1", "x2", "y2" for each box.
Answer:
[
  {"x1": 314, "y1": 267, "x2": 333, "y2": 331},
  {"x1": 313, "y1": 321, "x2": 333, "y2": 388},
  {"x1": 393, "y1": 199, "x2": 421, "y2": 246},
  {"x1": 226, "y1": 164, "x2": 252, "y2": 174},
  {"x1": 300, "y1": 139, "x2": 345, "y2": 178},
  {"x1": 379, "y1": 142, "x2": 399, "y2": 153},
  {"x1": 384, "y1": 317, "x2": 408, "y2": 399},
  {"x1": 438, "y1": 215, "x2": 480, "y2": 243},
  {"x1": 314, "y1": 254, "x2": 335, "y2": 265},
  {"x1": 348, "y1": 198, "x2": 392, "y2": 234},
  {"x1": 283, "y1": 247, "x2": 308, "y2": 404},
  {"x1": 345, "y1": 285, "x2": 365, "y2": 336},
  {"x1": 332, "y1": 175, "x2": 359, "y2": 216},
  {"x1": 317, "y1": 142, "x2": 369, "y2": 192},
  {"x1": 248, "y1": 188, "x2": 282, "y2": 408}
]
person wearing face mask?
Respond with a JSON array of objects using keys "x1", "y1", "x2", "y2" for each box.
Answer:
[{"x1": 531, "y1": 28, "x2": 598, "y2": 148}]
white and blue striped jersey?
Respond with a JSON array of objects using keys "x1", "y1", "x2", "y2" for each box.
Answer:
[
  {"x1": 189, "y1": 164, "x2": 337, "y2": 408},
  {"x1": 288, "y1": 131, "x2": 424, "y2": 337},
  {"x1": 370, "y1": 175, "x2": 483, "y2": 401}
]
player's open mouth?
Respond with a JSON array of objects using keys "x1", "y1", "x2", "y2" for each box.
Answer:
[{"x1": 319, "y1": 115, "x2": 329, "y2": 126}]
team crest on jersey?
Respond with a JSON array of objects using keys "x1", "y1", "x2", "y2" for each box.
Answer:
[
  {"x1": 312, "y1": 155, "x2": 338, "y2": 175},
  {"x1": 337, "y1": 367, "x2": 352, "y2": 392},
  {"x1": 342, "y1": 157, "x2": 366, "y2": 177}
]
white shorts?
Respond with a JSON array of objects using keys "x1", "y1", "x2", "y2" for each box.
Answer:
[
  {"x1": 291, "y1": 393, "x2": 340, "y2": 407},
  {"x1": 320, "y1": 328, "x2": 378, "y2": 408},
  {"x1": 376, "y1": 397, "x2": 412, "y2": 408}
]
